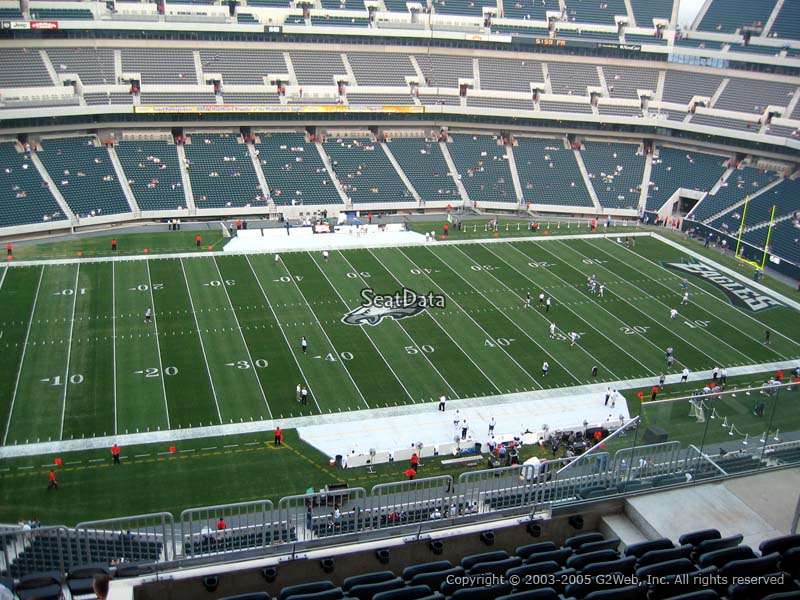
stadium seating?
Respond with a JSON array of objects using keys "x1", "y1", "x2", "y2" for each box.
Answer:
[
  {"x1": 30, "y1": 8, "x2": 94, "y2": 20},
  {"x1": 673, "y1": 37, "x2": 724, "y2": 50},
  {"x1": 697, "y1": 0, "x2": 777, "y2": 33},
  {"x1": 580, "y1": 141, "x2": 645, "y2": 210},
  {"x1": 562, "y1": 0, "x2": 626, "y2": 25},
  {"x1": 597, "y1": 105, "x2": 643, "y2": 117},
  {"x1": 769, "y1": 0, "x2": 800, "y2": 40},
  {"x1": 628, "y1": 0, "x2": 672, "y2": 28},
  {"x1": 348, "y1": 93, "x2": 415, "y2": 105},
  {"x1": 115, "y1": 140, "x2": 187, "y2": 211},
  {"x1": 538, "y1": 100, "x2": 593, "y2": 114},
  {"x1": 385, "y1": 138, "x2": 461, "y2": 204},
  {"x1": 37, "y1": 136, "x2": 132, "y2": 218},
  {"x1": 467, "y1": 97, "x2": 534, "y2": 111},
  {"x1": 603, "y1": 66, "x2": 659, "y2": 99},
  {"x1": 183, "y1": 133, "x2": 265, "y2": 209},
  {"x1": 0, "y1": 7, "x2": 22, "y2": 19},
  {"x1": 120, "y1": 48, "x2": 196, "y2": 85},
  {"x1": 502, "y1": 0, "x2": 558, "y2": 21},
  {"x1": 690, "y1": 114, "x2": 758, "y2": 132},
  {"x1": 512, "y1": 137, "x2": 594, "y2": 207},
  {"x1": 323, "y1": 136, "x2": 414, "y2": 203},
  {"x1": 198, "y1": 49, "x2": 287, "y2": 85},
  {"x1": 47, "y1": 48, "x2": 115, "y2": 86},
  {"x1": 84, "y1": 93, "x2": 134, "y2": 106},
  {"x1": 625, "y1": 33, "x2": 669, "y2": 45},
  {"x1": 478, "y1": 58, "x2": 543, "y2": 93},
  {"x1": 713, "y1": 78, "x2": 796, "y2": 114},
  {"x1": 546, "y1": 62, "x2": 600, "y2": 96},
  {"x1": 693, "y1": 166, "x2": 780, "y2": 223},
  {"x1": 661, "y1": 71, "x2": 722, "y2": 105},
  {"x1": 310, "y1": 15, "x2": 371, "y2": 27},
  {"x1": 222, "y1": 93, "x2": 282, "y2": 105},
  {"x1": 446, "y1": 134, "x2": 516, "y2": 204},
  {"x1": 321, "y1": 0, "x2": 364, "y2": 9},
  {"x1": 0, "y1": 142, "x2": 68, "y2": 227},
  {"x1": 236, "y1": 12, "x2": 260, "y2": 23},
  {"x1": 0, "y1": 49, "x2": 53, "y2": 88},
  {"x1": 289, "y1": 51, "x2": 346, "y2": 85},
  {"x1": 257, "y1": 132, "x2": 342, "y2": 206},
  {"x1": 646, "y1": 146, "x2": 728, "y2": 211},
  {"x1": 414, "y1": 55, "x2": 473, "y2": 88},
  {"x1": 140, "y1": 92, "x2": 217, "y2": 105},
  {"x1": 348, "y1": 53, "x2": 417, "y2": 86},
  {"x1": 430, "y1": 0, "x2": 485, "y2": 17}
]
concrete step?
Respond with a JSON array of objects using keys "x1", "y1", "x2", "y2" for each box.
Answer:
[{"x1": 599, "y1": 513, "x2": 649, "y2": 551}]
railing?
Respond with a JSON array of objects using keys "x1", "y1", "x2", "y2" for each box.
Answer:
[{"x1": 1, "y1": 382, "x2": 797, "y2": 578}]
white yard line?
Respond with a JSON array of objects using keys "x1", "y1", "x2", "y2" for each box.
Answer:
[
  {"x1": 244, "y1": 255, "x2": 323, "y2": 414},
  {"x1": 511, "y1": 242, "x2": 691, "y2": 370},
  {"x1": 572, "y1": 240, "x2": 752, "y2": 364},
  {"x1": 3, "y1": 266, "x2": 44, "y2": 445},
  {"x1": 280, "y1": 257, "x2": 371, "y2": 410},
  {"x1": 58, "y1": 264, "x2": 80, "y2": 440},
  {"x1": 616, "y1": 236, "x2": 800, "y2": 348},
  {"x1": 337, "y1": 251, "x2": 458, "y2": 399},
  {"x1": 307, "y1": 252, "x2": 416, "y2": 404},
  {"x1": 112, "y1": 262, "x2": 118, "y2": 436},
  {"x1": 366, "y1": 247, "x2": 504, "y2": 395},
  {"x1": 450, "y1": 244, "x2": 620, "y2": 381},
  {"x1": 146, "y1": 260, "x2": 171, "y2": 429},
  {"x1": 178, "y1": 258, "x2": 223, "y2": 425},
  {"x1": 399, "y1": 248, "x2": 542, "y2": 390},
  {"x1": 481, "y1": 243, "x2": 654, "y2": 377},
  {"x1": 0, "y1": 266, "x2": 7, "y2": 291},
  {"x1": 210, "y1": 256, "x2": 273, "y2": 419}
]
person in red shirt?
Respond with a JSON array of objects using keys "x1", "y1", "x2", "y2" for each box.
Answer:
[
  {"x1": 111, "y1": 239, "x2": 117, "y2": 252},
  {"x1": 47, "y1": 470, "x2": 58, "y2": 490},
  {"x1": 274, "y1": 426, "x2": 282, "y2": 446},
  {"x1": 196, "y1": 234, "x2": 202, "y2": 247},
  {"x1": 216, "y1": 517, "x2": 226, "y2": 531},
  {"x1": 111, "y1": 444, "x2": 121, "y2": 465},
  {"x1": 651, "y1": 386, "x2": 659, "y2": 401},
  {"x1": 410, "y1": 453, "x2": 419, "y2": 473},
  {"x1": 6, "y1": 243, "x2": 11, "y2": 257},
  {"x1": 443, "y1": 223, "x2": 449, "y2": 238},
  {"x1": 776, "y1": 370, "x2": 784, "y2": 381}
]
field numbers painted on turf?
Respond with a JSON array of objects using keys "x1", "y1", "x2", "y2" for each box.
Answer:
[
  {"x1": 410, "y1": 268, "x2": 439, "y2": 275},
  {"x1": 276, "y1": 275, "x2": 304, "y2": 283},
  {"x1": 130, "y1": 283, "x2": 164, "y2": 291},
  {"x1": 582, "y1": 258, "x2": 607, "y2": 265},
  {"x1": 620, "y1": 325, "x2": 650, "y2": 335},
  {"x1": 323, "y1": 352, "x2": 354, "y2": 362},
  {"x1": 684, "y1": 319, "x2": 711, "y2": 329},
  {"x1": 41, "y1": 374, "x2": 84, "y2": 385},
  {"x1": 485, "y1": 338, "x2": 515, "y2": 347},
  {"x1": 405, "y1": 345, "x2": 435, "y2": 354},
  {"x1": 527, "y1": 261, "x2": 554, "y2": 268},
  {"x1": 56, "y1": 288, "x2": 86, "y2": 296},
  {"x1": 346, "y1": 272, "x2": 371, "y2": 279},
  {"x1": 470, "y1": 265, "x2": 499, "y2": 271},
  {"x1": 204, "y1": 280, "x2": 236, "y2": 287},
  {"x1": 226, "y1": 359, "x2": 269, "y2": 369},
  {"x1": 134, "y1": 367, "x2": 178, "y2": 377}
]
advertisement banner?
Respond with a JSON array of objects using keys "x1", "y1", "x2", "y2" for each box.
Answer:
[
  {"x1": 134, "y1": 104, "x2": 425, "y2": 114},
  {"x1": 30, "y1": 21, "x2": 59, "y2": 30}
]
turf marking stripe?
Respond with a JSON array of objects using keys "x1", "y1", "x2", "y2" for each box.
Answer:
[
  {"x1": 211, "y1": 256, "x2": 273, "y2": 419},
  {"x1": 337, "y1": 250, "x2": 458, "y2": 399},
  {"x1": 308, "y1": 251, "x2": 416, "y2": 404},
  {"x1": 59, "y1": 264, "x2": 80, "y2": 440},
  {"x1": 481, "y1": 243, "x2": 653, "y2": 376},
  {"x1": 400, "y1": 247, "x2": 540, "y2": 389},
  {"x1": 146, "y1": 260, "x2": 171, "y2": 429},
  {"x1": 112, "y1": 262, "x2": 118, "y2": 436},
  {"x1": 3, "y1": 266, "x2": 45, "y2": 445},
  {"x1": 178, "y1": 257, "x2": 223, "y2": 425},
  {"x1": 366, "y1": 246, "x2": 502, "y2": 395}
]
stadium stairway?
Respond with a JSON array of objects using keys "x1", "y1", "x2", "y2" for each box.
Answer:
[
  {"x1": 381, "y1": 141, "x2": 422, "y2": 204},
  {"x1": 439, "y1": 138, "x2": 471, "y2": 206}
]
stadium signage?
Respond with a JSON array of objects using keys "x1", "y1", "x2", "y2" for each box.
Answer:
[
  {"x1": 342, "y1": 288, "x2": 445, "y2": 326},
  {"x1": 30, "y1": 21, "x2": 58, "y2": 30},
  {"x1": 662, "y1": 261, "x2": 783, "y2": 312},
  {"x1": 596, "y1": 42, "x2": 641, "y2": 51}
]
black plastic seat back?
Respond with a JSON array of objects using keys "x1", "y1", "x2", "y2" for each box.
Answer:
[
  {"x1": 507, "y1": 561, "x2": 560, "y2": 578},
  {"x1": 515, "y1": 542, "x2": 557, "y2": 560},
  {"x1": 218, "y1": 594, "x2": 271, "y2": 600},
  {"x1": 664, "y1": 592, "x2": 719, "y2": 600},
  {"x1": 402, "y1": 561, "x2": 452, "y2": 581},
  {"x1": 679, "y1": 529, "x2": 721, "y2": 547},
  {"x1": 635, "y1": 558, "x2": 696, "y2": 579},
  {"x1": 727, "y1": 571, "x2": 799, "y2": 600},
  {"x1": 461, "y1": 551, "x2": 509, "y2": 571},
  {"x1": 470, "y1": 557, "x2": 522, "y2": 576},
  {"x1": 566, "y1": 549, "x2": 619, "y2": 571},
  {"x1": 575, "y1": 538, "x2": 620, "y2": 554},
  {"x1": 584, "y1": 585, "x2": 647, "y2": 600},
  {"x1": 450, "y1": 584, "x2": 513, "y2": 600},
  {"x1": 624, "y1": 538, "x2": 674, "y2": 558},
  {"x1": 565, "y1": 532, "x2": 605, "y2": 549},
  {"x1": 698, "y1": 545, "x2": 754, "y2": 569},
  {"x1": 347, "y1": 577, "x2": 404, "y2": 600},
  {"x1": 718, "y1": 553, "x2": 780, "y2": 578},
  {"x1": 759, "y1": 533, "x2": 800, "y2": 556},
  {"x1": 373, "y1": 585, "x2": 434, "y2": 600},
  {"x1": 780, "y1": 546, "x2": 800, "y2": 578},
  {"x1": 638, "y1": 544, "x2": 693, "y2": 567},
  {"x1": 581, "y1": 556, "x2": 637, "y2": 577},
  {"x1": 411, "y1": 567, "x2": 464, "y2": 590},
  {"x1": 279, "y1": 580, "x2": 334, "y2": 600},
  {"x1": 694, "y1": 534, "x2": 743, "y2": 556},
  {"x1": 496, "y1": 589, "x2": 558, "y2": 600},
  {"x1": 526, "y1": 547, "x2": 572, "y2": 566},
  {"x1": 285, "y1": 588, "x2": 343, "y2": 600},
  {"x1": 343, "y1": 570, "x2": 396, "y2": 592}
]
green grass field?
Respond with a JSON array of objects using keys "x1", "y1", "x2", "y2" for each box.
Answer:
[{"x1": 1, "y1": 232, "x2": 798, "y2": 524}]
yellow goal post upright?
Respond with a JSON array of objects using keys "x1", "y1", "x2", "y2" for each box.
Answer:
[{"x1": 733, "y1": 196, "x2": 777, "y2": 271}]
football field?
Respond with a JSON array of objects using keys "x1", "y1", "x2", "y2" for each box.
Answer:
[{"x1": 0, "y1": 234, "x2": 798, "y2": 448}]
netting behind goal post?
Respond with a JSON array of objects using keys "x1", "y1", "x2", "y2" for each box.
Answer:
[
  {"x1": 689, "y1": 399, "x2": 705, "y2": 422},
  {"x1": 220, "y1": 221, "x2": 231, "y2": 238}
]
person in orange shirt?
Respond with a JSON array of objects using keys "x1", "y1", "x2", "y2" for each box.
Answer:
[
  {"x1": 274, "y1": 426, "x2": 283, "y2": 446},
  {"x1": 196, "y1": 234, "x2": 202, "y2": 247},
  {"x1": 111, "y1": 444, "x2": 121, "y2": 465},
  {"x1": 111, "y1": 239, "x2": 117, "y2": 252},
  {"x1": 216, "y1": 517, "x2": 226, "y2": 531},
  {"x1": 47, "y1": 470, "x2": 58, "y2": 490},
  {"x1": 6, "y1": 243, "x2": 12, "y2": 257},
  {"x1": 410, "y1": 453, "x2": 419, "y2": 473}
]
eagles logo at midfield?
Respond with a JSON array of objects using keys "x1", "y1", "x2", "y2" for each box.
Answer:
[{"x1": 342, "y1": 288, "x2": 446, "y2": 326}]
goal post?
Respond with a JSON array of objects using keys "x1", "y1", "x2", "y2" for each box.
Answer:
[
  {"x1": 733, "y1": 196, "x2": 777, "y2": 271},
  {"x1": 689, "y1": 399, "x2": 705, "y2": 423}
]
